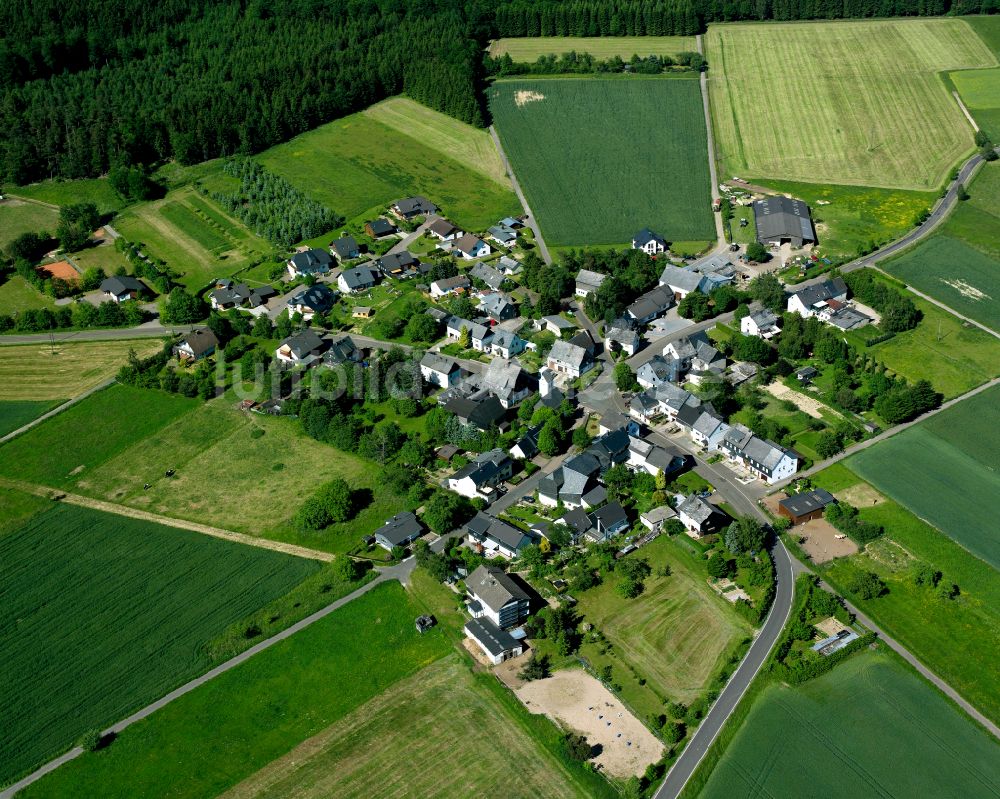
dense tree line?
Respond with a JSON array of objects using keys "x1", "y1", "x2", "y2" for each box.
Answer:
[
  {"x1": 486, "y1": 50, "x2": 705, "y2": 76},
  {"x1": 843, "y1": 271, "x2": 920, "y2": 333}
]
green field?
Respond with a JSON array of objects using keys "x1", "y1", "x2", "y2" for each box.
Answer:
[
  {"x1": 490, "y1": 76, "x2": 714, "y2": 246},
  {"x1": 952, "y1": 67, "x2": 1000, "y2": 141},
  {"x1": 751, "y1": 180, "x2": 934, "y2": 259},
  {"x1": 489, "y1": 36, "x2": 697, "y2": 61},
  {"x1": 847, "y1": 385, "x2": 1000, "y2": 571},
  {"x1": 218, "y1": 654, "x2": 589, "y2": 799},
  {"x1": 707, "y1": 19, "x2": 995, "y2": 190},
  {"x1": 699, "y1": 652, "x2": 1000, "y2": 798},
  {"x1": 4, "y1": 178, "x2": 123, "y2": 215},
  {"x1": 0, "y1": 503, "x2": 317, "y2": 785},
  {"x1": 20, "y1": 583, "x2": 452, "y2": 799},
  {"x1": 0, "y1": 400, "x2": 62, "y2": 438},
  {"x1": 967, "y1": 14, "x2": 1000, "y2": 58},
  {"x1": 257, "y1": 103, "x2": 520, "y2": 231},
  {"x1": 0, "y1": 199, "x2": 59, "y2": 251},
  {"x1": 0, "y1": 275, "x2": 58, "y2": 315},
  {"x1": 115, "y1": 185, "x2": 272, "y2": 289},
  {"x1": 809, "y1": 462, "x2": 1000, "y2": 725}
]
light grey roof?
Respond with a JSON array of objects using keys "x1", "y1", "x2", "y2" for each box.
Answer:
[
  {"x1": 658, "y1": 264, "x2": 704, "y2": 293},
  {"x1": 339, "y1": 267, "x2": 378, "y2": 289},
  {"x1": 779, "y1": 489, "x2": 836, "y2": 516},
  {"x1": 542, "y1": 314, "x2": 576, "y2": 331},
  {"x1": 480, "y1": 291, "x2": 515, "y2": 317},
  {"x1": 496, "y1": 255, "x2": 521, "y2": 274},
  {"x1": 678, "y1": 494, "x2": 715, "y2": 524},
  {"x1": 374, "y1": 511, "x2": 422, "y2": 546},
  {"x1": 490, "y1": 330, "x2": 523, "y2": 351},
  {"x1": 748, "y1": 308, "x2": 779, "y2": 328},
  {"x1": 421, "y1": 352, "x2": 459, "y2": 374},
  {"x1": 465, "y1": 617, "x2": 520, "y2": 657},
  {"x1": 827, "y1": 307, "x2": 871, "y2": 330},
  {"x1": 576, "y1": 269, "x2": 607, "y2": 290},
  {"x1": 641, "y1": 505, "x2": 677, "y2": 524},
  {"x1": 638, "y1": 355, "x2": 677, "y2": 385},
  {"x1": 483, "y1": 358, "x2": 526, "y2": 394},
  {"x1": 488, "y1": 225, "x2": 517, "y2": 242},
  {"x1": 471, "y1": 262, "x2": 504, "y2": 290},
  {"x1": 467, "y1": 565, "x2": 529, "y2": 612},
  {"x1": 446, "y1": 316, "x2": 490, "y2": 342},
  {"x1": 548, "y1": 339, "x2": 588, "y2": 369},
  {"x1": 692, "y1": 410, "x2": 726, "y2": 438},
  {"x1": 742, "y1": 436, "x2": 791, "y2": 471},
  {"x1": 432, "y1": 275, "x2": 470, "y2": 292},
  {"x1": 753, "y1": 195, "x2": 815, "y2": 243}
]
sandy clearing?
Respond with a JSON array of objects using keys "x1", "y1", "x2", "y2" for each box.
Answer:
[
  {"x1": 516, "y1": 669, "x2": 663, "y2": 778},
  {"x1": 838, "y1": 482, "x2": 886, "y2": 507},
  {"x1": 515, "y1": 90, "x2": 545, "y2": 107},
  {"x1": 765, "y1": 380, "x2": 830, "y2": 419},
  {"x1": 793, "y1": 517, "x2": 858, "y2": 563}
]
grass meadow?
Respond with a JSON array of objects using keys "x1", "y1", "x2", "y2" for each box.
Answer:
[
  {"x1": 489, "y1": 76, "x2": 714, "y2": 246},
  {"x1": 0, "y1": 503, "x2": 318, "y2": 786},
  {"x1": 489, "y1": 36, "x2": 697, "y2": 61},
  {"x1": 698, "y1": 652, "x2": 1000, "y2": 798},
  {"x1": 0, "y1": 340, "x2": 162, "y2": 402},
  {"x1": 257, "y1": 104, "x2": 520, "y2": 231},
  {"x1": 115, "y1": 185, "x2": 272, "y2": 289},
  {"x1": 809, "y1": 462, "x2": 1000, "y2": 725},
  {"x1": 846, "y1": 384, "x2": 1000, "y2": 571},
  {"x1": 952, "y1": 67, "x2": 1000, "y2": 141},
  {"x1": 0, "y1": 484, "x2": 50, "y2": 535},
  {"x1": 0, "y1": 275, "x2": 58, "y2": 316},
  {"x1": 217, "y1": 654, "x2": 591, "y2": 799},
  {"x1": 707, "y1": 19, "x2": 995, "y2": 190},
  {"x1": 0, "y1": 400, "x2": 62, "y2": 438},
  {"x1": 0, "y1": 199, "x2": 59, "y2": 251},
  {"x1": 967, "y1": 14, "x2": 1000, "y2": 58},
  {"x1": 3, "y1": 178, "x2": 124, "y2": 215},
  {"x1": 19, "y1": 583, "x2": 452, "y2": 799}
]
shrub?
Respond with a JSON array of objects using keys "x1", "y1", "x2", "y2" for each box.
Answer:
[{"x1": 77, "y1": 729, "x2": 103, "y2": 752}]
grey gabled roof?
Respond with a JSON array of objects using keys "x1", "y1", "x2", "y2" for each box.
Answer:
[
  {"x1": 100, "y1": 275, "x2": 144, "y2": 295},
  {"x1": 367, "y1": 217, "x2": 395, "y2": 235},
  {"x1": 432, "y1": 275, "x2": 470, "y2": 292},
  {"x1": 429, "y1": 218, "x2": 459, "y2": 237},
  {"x1": 748, "y1": 308, "x2": 779, "y2": 328},
  {"x1": 465, "y1": 617, "x2": 520, "y2": 657},
  {"x1": 467, "y1": 564, "x2": 529, "y2": 612},
  {"x1": 289, "y1": 284, "x2": 336, "y2": 312},
  {"x1": 279, "y1": 328, "x2": 325, "y2": 358},
  {"x1": 290, "y1": 248, "x2": 333, "y2": 273},
  {"x1": 692, "y1": 410, "x2": 726, "y2": 438},
  {"x1": 378, "y1": 251, "x2": 418, "y2": 272},
  {"x1": 446, "y1": 316, "x2": 490, "y2": 342},
  {"x1": 591, "y1": 501, "x2": 627, "y2": 529},
  {"x1": 480, "y1": 291, "x2": 515, "y2": 317},
  {"x1": 374, "y1": 511, "x2": 423, "y2": 546},
  {"x1": 575, "y1": 269, "x2": 607, "y2": 290},
  {"x1": 753, "y1": 195, "x2": 815, "y2": 242},
  {"x1": 330, "y1": 235, "x2": 359, "y2": 259},
  {"x1": 179, "y1": 327, "x2": 218, "y2": 356},
  {"x1": 453, "y1": 233, "x2": 487, "y2": 256},
  {"x1": 633, "y1": 228, "x2": 666, "y2": 247},
  {"x1": 548, "y1": 339, "x2": 588, "y2": 369},
  {"x1": 790, "y1": 277, "x2": 848, "y2": 309},
  {"x1": 471, "y1": 262, "x2": 504, "y2": 290},
  {"x1": 779, "y1": 489, "x2": 836, "y2": 517},
  {"x1": 678, "y1": 494, "x2": 715, "y2": 524},
  {"x1": 658, "y1": 264, "x2": 704, "y2": 294},
  {"x1": 393, "y1": 196, "x2": 437, "y2": 215},
  {"x1": 339, "y1": 267, "x2": 378, "y2": 289},
  {"x1": 421, "y1": 352, "x2": 459, "y2": 374}
]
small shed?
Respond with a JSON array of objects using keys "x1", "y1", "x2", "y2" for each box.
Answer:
[{"x1": 777, "y1": 489, "x2": 836, "y2": 525}]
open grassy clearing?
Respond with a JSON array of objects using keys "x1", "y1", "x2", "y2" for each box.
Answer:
[
  {"x1": 846, "y1": 385, "x2": 1000, "y2": 572},
  {"x1": 0, "y1": 503, "x2": 317, "y2": 786},
  {"x1": 0, "y1": 340, "x2": 162, "y2": 401},
  {"x1": 967, "y1": 14, "x2": 1000, "y2": 57},
  {"x1": 0, "y1": 275, "x2": 57, "y2": 315},
  {"x1": 0, "y1": 383, "x2": 198, "y2": 486},
  {"x1": 3, "y1": 178, "x2": 123, "y2": 215},
  {"x1": 951, "y1": 67, "x2": 1000, "y2": 141},
  {"x1": 115, "y1": 185, "x2": 272, "y2": 290},
  {"x1": 809, "y1": 462, "x2": 1000, "y2": 725},
  {"x1": 707, "y1": 19, "x2": 995, "y2": 190},
  {"x1": 489, "y1": 35, "x2": 697, "y2": 61},
  {"x1": 20, "y1": 582, "x2": 451, "y2": 799},
  {"x1": 0, "y1": 400, "x2": 62, "y2": 438},
  {"x1": 257, "y1": 107, "x2": 520, "y2": 231},
  {"x1": 490, "y1": 76, "x2": 714, "y2": 246},
  {"x1": 0, "y1": 199, "x2": 59, "y2": 251},
  {"x1": 0, "y1": 484, "x2": 50, "y2": 535},
  {"x1": 576, "y1": 535, "x2": 750, "y2": 708},
  {"x1": 74, "y1": 398, "x2": 407, "y2": 554},
  {"x1": 221, "y1": 653, "x2": 588, "y2": 799},
  {"x1": 66, "y1": 239, "x2": 134, "y2": 276},
  {"x1": 699, "y1": 651, "x2": 1000, "y2": 798},
  {"x1": 363, "y1": 97, "x2": 510, "y2": 186}
]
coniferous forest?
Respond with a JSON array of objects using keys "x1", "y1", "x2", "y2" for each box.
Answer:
[{"x1": 0, "y1": 0, "x2": 991, "y2": 184}]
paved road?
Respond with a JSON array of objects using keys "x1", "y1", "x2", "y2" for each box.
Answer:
[
  {"x1": 386, "y1": 216, "x2": 437, "y2": 256},
  {"x1": 0, "y1": 324, "x2": 194, "y2": 345},
  {"x1": 696, "y1": 35, "x2": 725, "y2": 250},
  {"x1": 489, "y1": 125, "x2": 552, "y2": 265}
]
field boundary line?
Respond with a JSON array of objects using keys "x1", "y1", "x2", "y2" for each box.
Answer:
[
  {"x1": 0, "y1": 378, "x2": 115, "y2": 445},
  {"x1": 0, "y1": 478, "x2": 335, "y2": 562},
  {"x1": 952, "y1": 90, "x2": 980, "y2": 132},
  {"x1": 488, "y1": 125, "x2": 552, "y2": 265},
  {"x1": 697, "y1": 34, "x2": 726, "y2": 252}
]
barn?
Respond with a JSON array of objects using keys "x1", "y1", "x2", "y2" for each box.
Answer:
[
  {"x1": 777, "y1": 489, "x2": 836, "y2": 525},
  {"x1": 753, "y1": 196, "x2": 816, "y2": 248}
]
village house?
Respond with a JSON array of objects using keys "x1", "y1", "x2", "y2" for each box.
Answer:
[
  {"x1": 275, "y1": 328, "x2": 327, "y2": 368},
  {"x1": 466, "y1": 564, "x2": 530, "y2": 628},
  {"x1": 574, "y1": 268, "x2": 606, "y2": 298},
  {"x1": 376, "y1": 251, "x2": 420, "y2": 279},
  {"x1": 637, "y1": 356, "x2": 679, "y2": 390},
  {"x1": 488, "y1": 329, "x2": 527, "y2": 359},
  {"x1": 173, "y1": 328, "x2": 218, "y2": 362},
  {"x1": 479, "y1": 291, "x2": 518, "y2": 321},
  {"x1": 510, "y1": 424, "x2": 541, "y2": 460},
  {"x1": 604, "y1": 318, "x2": 641, "y2": 356},
  {"x1": 658, "y1": 265, "x2": 705, "y2": 300},
  {"x1": 632, "y1": 228, "x2": 667, "y2": 255},
  {"x1": 323, "y1": 335, "x2": 363, "y2": 366},
  {"x1": 627, "y1": 436, "x2": 686, "y2": 478},
  {"x1": 537, "y1": 453, "x2": 602, "y2": 509},
  {"x1": 390, "y1": 196, "x2": 438, "y2": 220},
  {"x1": 589, "y1": 501, "x2": 630, "y2": 541},
  {"x1": 352, "y1": 306, "x2": 374, "y2": 319},
  {"x1": 466, "y1": 514, "x2": 534, "y2": 560},
  {"x1": 496, "y1": 255, "x2": 521, "y2": 275},
  {"x1": 337, "y1": 267, "x2": 379, "y2": 294},
  {"x1": 689, "y1": 408, "x2": 730, "y2": 451},
  {"x1": 329, "y1": 235, "x2": 360, "y2": 262},
  {"x1": 627, "y1": 285, "x2": 675, "y2": 325},
  {"x1": 487, "y1": 224, "x2": 518, "y2": 248},
  {"x1": 464, "y1": 618, "x2": 524, "y2": 665},
  {"x1": 741, "y1": 307, "x2": 781, "y2": 339},
  {"x1": 365, "y1": 218, "x2": 396, "y2": 238},
  {"x1": 787, "y1": 277, "x2": 849, "y2": 319},
  {"x1": 287, "y1": 248, "x2": 333, "y2": 278},
  {"x1": 451, "y1": 233, "x2": 491, "y2": 260},
  {"x1": 599, "y1": 411, "x2": 640, "y2": 437},
  {"x1": 547, "y1": 339, "x2": 593, "y2": 379},
  {"x1": 470, "y1": 262, "x2": 505, "y2": 291},
  {"x1": 445, "y1": 316, "x2": 493, "y2": 351},
  {"x1": 100, "y1": 275, "x2": 146, "y2": 303},
  {"x1": 658, "y1": 256, "x2": 735, "y2": 300},
  {"x1": 428, "y1": 218, "x2": 461, "y2": 241},
  {"x1": 720, "y1": 423, "x2": 799, "y2": 484},
  {"x1": 753, "y1": 195, "x2": 816, "y2": 248},
  {"x1": 429, "y1": 274, "x2": 471, "y2": 298},
  {"x1": 287, "y1": 284, "x2": 337, "y2": 318},
  {"x1": 640, "y1": 505, "x2": 678, "y2": 533},
  {"x1": 210, "y1": 282, "x2": 276, "y2": 314},
  {"x1": 441, "y1": 394, "x2": 506, "y2": 430},
  {"x1": 677, "y1": 493, "x2": 722, "y2": 536},
  {"x1": 482, "y1": 358, "x2": 534, "y2": 408},
  {"x1": 373, "y1": 511, "x2": 423, "y2": 550},
  {"x1": 447, "y1": 449, "x2": 513, "y2": 503},
  {"x1": 537, "y1": 314, "x2": 577, "y2": 337},
  {"x1": 420, "y1": 353, "x2": 461, "y2": 387}
]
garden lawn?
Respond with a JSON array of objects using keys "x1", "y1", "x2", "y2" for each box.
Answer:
[
  {"x1": 0, "y1": 400, "x2": 62, "y2": 438},
  {"x1": 489, "y1": 36, "x2": 697, "y2": 61},
  {"x1": 20, "y1": 582, "x2": 451, "y2": 799},
  {"x1": 257, "y1": 107, "x2": 520, "y2": 231},
  {"x1": 699, "y1": 652, "x2": 1000, "y2": 798},
  {"x1": 0, "y1": 383, "x2": 198, "y2": 486},
  {"x1": 489, "y1": 76, "x2": 714, "y2": 246},
  {"x1": 0, "y1": 503, "x2": 318, "y2": 786},
  {"x1": 217, "y1": 654, "x2": 590, "y2": 799},
  {"x1": 707, "y1": 19, "x2": 995, "y2": 190},
  {"x1": 0, "y1": 275, "x2": 57, "y2": 315},
  {"x1": 0, "y1": 199, "x2": 59, "y2": 251},
  {"x1": 115, "y1": 185, "x2": 272, "y2": 289},
  {"x1": 74, "y1": 399, "x2": 407, "y2": 554},
  {"x1": 4, "y1": 178, "x2": 123, "y2": 214},
  {"x1": 0, "y1": 340, "x2": 162, "y2": 401}
]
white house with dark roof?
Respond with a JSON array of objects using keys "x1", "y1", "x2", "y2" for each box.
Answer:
[
  {"x1": 465, "y1": 514, "x2": 534, "y2": 560},
  {"x1": 173, "y1": 328, "x2": 218, "y2": 362},
  {"x1": 391, "y1": 196, "x2": 438, "y2": 220},
  {"x1": 489, "y1": 329, "x2": 527, "y2": 359},
  {"x1": 373, "y1": 511, "x2": 423, "y2": 550},
  {"x1": 275, "y1": 329, "x2": 326, "y2": 367},
  {"x1": 470, "y1": 262, "x2": 505, "y2": 291},
  {"x1": 337, "y1": 267, "x2": 379, "y2": 294},
  {"x1": 677, "y1": 494, "x2": 721, "y2": 536},
  {"x1": 446, "y1": 315, "x2": 493, "y2": 351},
  {"x1": 464, "y1": 618, "x2": 524, "y2": 665},
  {"x1": 465, "y1": 564, "x2": 530, "y2": 627},
  {"x1": 632, "y1": 228, "x2": 667, "y2": 255},
  {"x1": 510, "y1": 424, "x2": 541, "y2": 460},
  {"x1": 720, "y1": 423, "x2": 799, "y2": 484},
  {"x1": 741, "y1": 307, "x2": 781, "y2": 339},
  {"x1": 376, "y1": 251, "x2": 420, "y2": 279},
  {"x1": 329, "y1": 235, "x2": 360, "y2": 262},
  {"x1": 100, "y1": 275, "x2": 146, "y2": 303},
  {"x1": 479, "y1": 291, "x2": 518, "y2": 321},
  {"x1": 547, "y1": 339, "x2": 593, "y2": 378},
  {"x1": 574, "y1": 269, "x2": 607, "y2": 298},
  {"x1": 487, "y1": 224, "x2": 518, "y2": 248},
  {"x1": 287, "y1": 284, "x2": 337, "y2": 318},
  {"x1": 628, "y1": 437, "x2": 686, "y2": 478},
  {"x1": 428, "y1": 218, "x2": 461, "y2": 241},
  {"x1": 430, "y1": 274, "x2": 471, "y2": 298},
  {"x1": 787, "y1": 278, "x2": 848, "y2": 319},
  {"x1": 589, "y1": 501, "x2": 630, "y2": 541},
  {"x1": 451, "y1": 233, "x2": 491, "y2": 260},
  {"x1": 420, "y1": 352, "x2": 461, "y2": 387},
  {"x1": 447, "y1": 450, "x2": 513, "y2": 502},
  {"x1": 627, "y1": 285, "x2": 675, "y2": 325},
  {"x1": 287, "y1": 248, "x2": 333, "y2": 278}
]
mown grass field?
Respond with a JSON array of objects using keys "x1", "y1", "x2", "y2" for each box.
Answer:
[
  {"x1": 0, "y1": 340, "x2": 162, "y2": 401},
  {"x1": 115, "y1": 185, "x2": 272, "y2": 289},
  {"x1": 0, "y1": 503, "x2": 318, "y2": 786},
  {"x1": 257, "y1": 104, "x2": 520, "y2": 231},
  {"x1": 0, "y1": 275, "x2": 58, "y2": 315},
  {"x1": 576, "y1": 535, "x2": 750, "y2": 708},
  {"x1": 0, "y1": 484, "x2": 50, "y2": 535},
  {"x1": 4, "y1": 178, "x2": 124, "y2": 215},
  {"x1": 707, "y1": 19, "x2": 995, "y2": 190},
  {"x1": 846, "y1": 385, "x2": 1000, "y2": 571},
  {"x1": 810, "y1": 462, "x2": 1000, "y2": 725},
  {"x1": 967, "y1": 14, "x2": 1000, "y2": 57},
  {"x1": 489, "y1": 35, "x2": 697, "y2": 61},
  {"x1": 219, "y1": 654, "x2": 590, "y2": 799},
  {"x1": 751, "y1": 179, "x2": 934, "y2": 258},
  {"x1": 0, "y1": 400, "x2": 62, "y2": 438},
  {"x1": 490, "y1": 76, "x2": 714, "y2": 246},
  {"x1": 0, "y1": 384, "x2": 198, "y2": 485},
  {"x1": 74, "y1": 400, "x2": 408, "y2": 554},
  {"x1": 0, "y1": 199, "x2": 59, "y2": 251},
  {"x1": 698, "y1": 652, "x2": 1000, "y2": 798},
  {"x1": 952, "y1": 67, "x2": 1000, "y2": 141},
  {"x1": 20, "y1": 583, "x2": 452, "y2": 799}
]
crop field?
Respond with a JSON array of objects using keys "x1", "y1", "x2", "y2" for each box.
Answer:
[
  {"x1": 257, "y1": 106, "x2": 520, "y2": 231},
  {"x1": 810, "y1": 462, "x2": 1000, "y2": 725},
  {"x1": 699, "y1": 652, "x2": 1000, "y2": 798},
  {"x1": 707, "y1": 19, "x2": 996, "y2": 190},
  {"x1": 0, "y1": 198, "x2": 59, "y2": 251},
  {"x1": 577, "y1": 536, "x2": 749, "y2": 706},
  {"x1": 0, "y1": 275, "x2": 58, "y2": 315},
  {"x1": 220, "y1": 654, "x2": 588, "y2": 799},
  {"x1": 0, "y1": 384, "x2": 198, "y2": 486},
  {"x1": 0, "y1": 503, "x2": 317, "y2": 786},
  {"x1": 73, "y1": 400, "x2": 406, "y2": 554},
  {"x1": 0, "y1": 484, "x2": 50, "y2": 535},
  {"x1": 490, "y1": 77, "x2": 714, "y2": 246},
  {"x1": 20, "y1": 583, "x2": 452, "y2": 799},
  {"x1": 0, "y1": 340, "x2": 162, "y2": 402},
  {"x1": 115, "y1": 185, "x2": 272, "y2": 289},
  {"x1": 489, "y1": 35, "x2": 697, "y2": 61},
  {"x1": 4, "y1": 178, "x2": 123, "y2": 214},
  {"x1": 0, "y1": 400, "x2": 61, "y2": 438}
]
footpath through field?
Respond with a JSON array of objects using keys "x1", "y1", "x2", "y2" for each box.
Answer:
[
  {"x1": 0, "y1": 478, "x2": 334, "y2": 562},
  {"x1": 697, "y1": 33, "x2": 726, "y2": 251},
  {"x1": 488, "y1": 125, "x2": 552, "y2": 264}
]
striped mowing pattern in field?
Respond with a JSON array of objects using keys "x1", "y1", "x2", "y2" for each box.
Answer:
[
  {"x1": 707, "y1": 19, "x2": 996, "y2": 190},
  {"x1": 489, "y1": 35, "x2": 697, "y2": 61},
  {"x1": 489, "y1": 77, "x2": 714, "y2": 246},
  {"x1": 699, "y1": 653, "x2": 1000, "y2": 798},
  {"x1": 0, "y1": 503, "x2": 318, "y2": 786}
]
